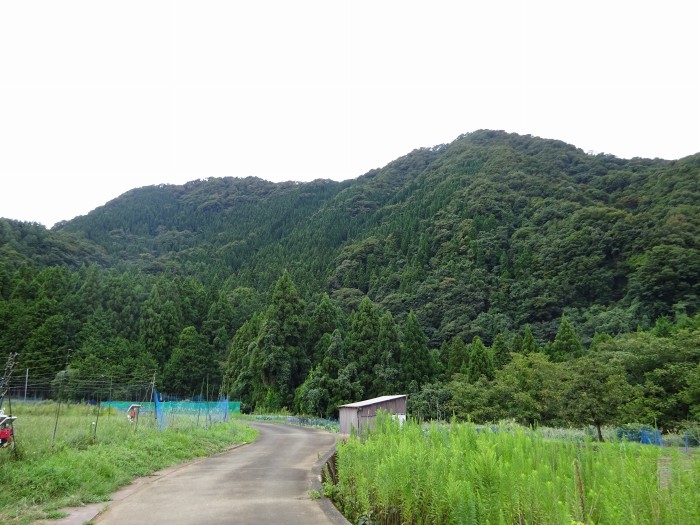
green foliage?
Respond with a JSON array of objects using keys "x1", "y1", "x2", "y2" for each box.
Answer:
[
  {"x1": 0, "y1": 402, "x2": 257, "y2": 524},
  {"x1": 2, "y1": 131, "x2": 699, "y2": 428},
  {"x1": 683, "y1": 362, "x2": 700, "y2": 419},
  {"x1": 162, "y1": 326, "x2": 220, "y2": 397},
  {"x1": 549, "y1": 315, "x2": 585, "y2": 362},
  {"x1": 490, "y1": 332, "x2": 510, "y2": 369},
  {"x1": 560, "y1": 356, "x2": 638, "y2": 440},
  {"x1": 521, "y1": 324, "x2": 539, "y2": 354},
  {"x1": 345, "y1": 297, "x2": 382, "y2": 398},
  {"x1": 447, "y1": 337, "x2": 469, "y2": 377},
  {"x1": 399, "y1": 312, "x2": 431, "y2": 390},
  {"x1": 466, "y1": 336, "x2": 494, "y2": 383},
  {"x1": 331, "y1": 416, "x2": 700, "y2": 525}
]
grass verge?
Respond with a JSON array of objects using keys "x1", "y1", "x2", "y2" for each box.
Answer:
[
  {"x1": 0, "y1": 402, "x2": 258, "y2": 524},
  {"x1": 328, "y1": 415, "x2": 699, "y2": 524}
]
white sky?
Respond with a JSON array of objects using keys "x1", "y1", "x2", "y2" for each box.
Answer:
[{"x1": 1, "y1": 0, "x2": 698, "y2": 228}]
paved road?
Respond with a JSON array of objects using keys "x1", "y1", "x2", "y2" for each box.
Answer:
[{"x1": 93, "y1": 423, "x2": 347, "y2": 525}]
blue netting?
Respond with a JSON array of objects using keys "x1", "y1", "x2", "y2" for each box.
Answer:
[
  {"x1": 103, "y1": 397, "x2": 240, "y2": 430},
  {"x1": 154, "y1": 391, "x2": 165, "y2": 430},
  {"x1": 640, "y1": 428, "x2": 663, "y2": 446}
]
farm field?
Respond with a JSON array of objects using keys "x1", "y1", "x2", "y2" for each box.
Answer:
[
  {"x1": 328, "y1": 416, "x2": 699, "y2": 525},
  {"x1": 0, "y1": 402, "x2": 257, "y2": 525}
]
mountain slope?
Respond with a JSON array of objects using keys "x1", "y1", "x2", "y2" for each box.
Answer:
[{"x1": 50, "y1": 130, "x2": 700, "y2": 345}]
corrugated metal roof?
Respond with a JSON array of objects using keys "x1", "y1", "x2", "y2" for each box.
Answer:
[{"x1": 338, "y1": 395, "x2": 407, "y2": 408}]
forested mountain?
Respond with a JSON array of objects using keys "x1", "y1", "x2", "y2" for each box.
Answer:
[{"x1": 2, "y1": 130, "x2": 699, "y2": 431}]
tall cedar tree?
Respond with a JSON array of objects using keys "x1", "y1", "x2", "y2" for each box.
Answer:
[
  {"x1": 309, "y1": 293, "x2": 340, "y2": 362},
  {"x1": 375, "y1": 311, "x2": 401, "y2": 394},
  {"x1": 521, "y1": 325, "x2": 539, "y2": 354},
  {"x1": 255, "y1": 271, "x2": 307, "y2": 409},
  {"x1": 448, "y1": 337, "x2": 469, "y2": 377},
  {"x1": 467, "y1": 336, "x2": 494, "y2": 383},
  {"x1": 399, "y1": 311, "x2": 431, "y2": 391},
  {"x1": 550, "y1": 315, "x2": 584, "y2": 362},
  {"x1": 491, "y1": 333, "x2": 511, "y2": 369},
  {"x1": 345, "y1": 297, "x2": 381, "y2": 397},
  {"x1": 224, "y1": 313, "x2": 263, "y2": 407},
  {"x1": 162, "y1": 326, "x2": 220, "y2": 397}
]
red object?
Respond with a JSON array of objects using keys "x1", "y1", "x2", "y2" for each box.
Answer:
[{"x1": 0, "y1": 427, "x2": 11, "y2": 440}]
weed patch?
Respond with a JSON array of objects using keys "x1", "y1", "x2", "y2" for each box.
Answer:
[
  {"x1": 0, "y1": 402, "x2": 257, "y2": 524},
  {"x1": 330, "y1": 416, "x2": 699, "y2": 524}
]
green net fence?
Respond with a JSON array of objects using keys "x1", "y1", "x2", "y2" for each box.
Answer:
[{"x1": 103, "y1": 396, "x2": 240, "y2": 430}]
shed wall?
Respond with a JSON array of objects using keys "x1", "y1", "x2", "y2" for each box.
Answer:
[
  {"x1": 339, "y1": 407, "x2": 359, "y2": 435},
  {"x1": 339, "y1": 396, "x2": 407, "y2": 434}
]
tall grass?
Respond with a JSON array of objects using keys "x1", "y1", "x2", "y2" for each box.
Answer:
[
  {"x1": 329, "y1": 415, "x2": 699, "y2": 525},
  {"x1": 0, "y1": 401, "x2": 257, "y2": 524}
]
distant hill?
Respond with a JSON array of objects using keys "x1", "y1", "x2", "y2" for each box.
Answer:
[
  {"x1": 2, "y1": 130, "x2": 699, "y2": 422},
  {"x1": 52, "y1": 130, "x2": 700, "y2": 343}
]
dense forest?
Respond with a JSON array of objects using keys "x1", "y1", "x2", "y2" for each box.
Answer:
[{"x1": 1, "y1": 130, "x2": 699, "y2": 433}]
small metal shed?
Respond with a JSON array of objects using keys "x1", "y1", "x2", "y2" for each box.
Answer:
[{"x1": 338, "y1": 394, "x2": 407, "y2": 434}]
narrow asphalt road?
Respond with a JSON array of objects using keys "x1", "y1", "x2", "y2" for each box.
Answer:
[{"x1": 92, "y1": 422, "x2": 348, "y2": 525}]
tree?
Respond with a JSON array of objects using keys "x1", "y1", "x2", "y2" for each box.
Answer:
[
  {"x1": 549, "y1": 315, "x2": 584, "y2": 362},
  {"x1": 521, "y1": 325, "x2": 539, "y2": 354},
  {"x1": 345, "y1": 297, "x2": 381, "y2": 396},
  {"x1": 399, "y1": 311, "x2": 431, "y2": 391},
  {"x1": 682, "y1": 362, "x2": 700, "y2": 419},
  {"x1": 225, "y1": 314, "x2": 264, "y2": 408},
  {"x1": 294, "y1": 366, "x2": 328, "y2": 417},
  {"x1": 467, "y1": 336, "x2": 494, "y2": 383},
  {"x1": 140, "y1": 286, "x2": 182, "y2": 368},
  {"x1": 560, "y1": 356, "x2": 637, "y2": 441},
  {"x1": 374, "y1": 311, "x2": 401, "y2": 394},
  {"x1": 447, "y1": 337, "x2": 469, "y2": 377},
  {"x1": 19, "y1": 314, "x2": 71, "y2": 388},
  {"x1": 448, "y1": 375, "x2": 496, "y2": 422},
  {"x1": 489, "y1": 353, "x2": 564, "y2": 426},
  {"x1": 309, "y1": 293, "x2": 341, "y2": 363},
  {"x1": 162, "y1": 326, "x2": 220, "y2": 397},
  {"x1": 510, "y1": 333, "x2": 523, "y2": 354},
  {"x1": 491, "y1": 333, "x2": 510, "y2": 369},
  {"x1": 409, "y1": 382, "x2": 452, "y2": 421},
  {"x1": 254, "y1": 271, "x2": 308, "y2": 409},
  {"x1": 202, "y1": 290, "x2": 236, "y2": 359}
]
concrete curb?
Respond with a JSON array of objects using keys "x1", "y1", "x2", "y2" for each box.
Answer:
[{"x1": 310, "y1": 440, "x2": 351, "y2": 525}]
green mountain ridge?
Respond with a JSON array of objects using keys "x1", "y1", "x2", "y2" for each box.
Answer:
[
  {"x1": 5, "y1": 129, "x2": 700, "y2": 341},
  {"x1": 2, "y1": 129, "x2": 699, "y2": 425}
]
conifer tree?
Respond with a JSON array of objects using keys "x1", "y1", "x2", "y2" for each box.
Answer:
[
  {"x1": 255, "y1": 271, "x2": 307, "y2": 409},
  {"x1": 345, "y1": 296, "x2": 381, "y2": 396},
  {"x1": 550, "y1": 315, "x2": 584, "y2": 362},
  {"x1": 467, "y1": 336, "x2": 494, "y2": 383},
  {"x1": 521, "y1": 324, "x2": 539, "y2": 354},
  {"x1": 447, "y1": 337, "x2": 469, "y2": 377},
  {"x1": 140, "y1": 286, "x2": 182, "y2": 367},
  {"x1": 590, "y1": 331, "x2": 612, "y2": 351},
  {"x1": 374, "y1": 311, "x2": 401, "y2": 394},
  {"x1": 399, "y1": 311, "x2": 431, "y2": 391},
  {"x1": 510, "y1": 333, "x2": 523, "y2": 354},
  {"x1": 162, "y1": 326, "x2": 220, "y2": 397},
  {"x1": 491, "y1": 333, "x2": 510, "y2": 369},
  {"x1": 309, "y1": 293, "x2": 340, "y2": 363},
  {"x1": 225, "y1": 313, "x2": 263, "y2": 407}
]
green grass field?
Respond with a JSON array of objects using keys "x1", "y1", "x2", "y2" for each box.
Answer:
[
  {"x1": 0, "y1": 401, "x2": 257, "y2": 524},
  {"x1": 328, "y1": 416, "x2": 699, "y2": 525}
]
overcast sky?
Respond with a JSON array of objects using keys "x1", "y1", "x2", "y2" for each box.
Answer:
[{"x1": 1, "y1": 0, "x2": 698, "y2": 228}]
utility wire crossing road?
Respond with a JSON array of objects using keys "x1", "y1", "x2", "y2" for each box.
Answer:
[{"x1": 94, "y1": 422, "x2": 348, "y2": 525}]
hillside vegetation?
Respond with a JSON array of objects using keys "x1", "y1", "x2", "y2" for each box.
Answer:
[{"x1": 1, "y1": 130, "x2": 699, "y2": 431}]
